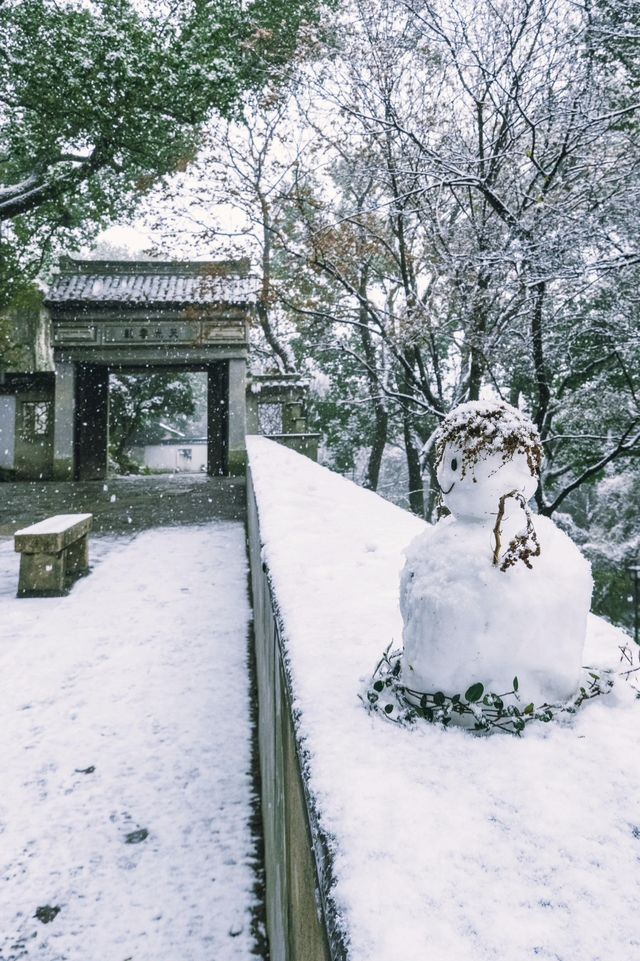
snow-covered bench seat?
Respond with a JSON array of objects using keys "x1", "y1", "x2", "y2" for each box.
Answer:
[
  {"x1": 246, "y1": 436, "x2": 640, "y2": 961},
  {"x1": 14, "y1": 513, "x2": 93, "y2": 597}
]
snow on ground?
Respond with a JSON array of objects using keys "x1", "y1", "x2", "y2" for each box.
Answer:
[
  {"x1": 0, "y1": 524, "x2": 259, "y2": 961},
  {"x1": 247, "y1": 436, "x2": 640, "y2": 961}
]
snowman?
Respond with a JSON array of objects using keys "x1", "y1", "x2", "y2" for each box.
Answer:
[{"x1": 400, "y1": 401, "x2": 593, "y2": 707}]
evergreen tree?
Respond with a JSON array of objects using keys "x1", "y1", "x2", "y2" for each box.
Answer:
[{"x1": 0, "y1": 0, "x2": 335, "y2": 305}]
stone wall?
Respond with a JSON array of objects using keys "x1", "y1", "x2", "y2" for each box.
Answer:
[
  {"x1": 263, "y1": 432, "x2": 320, "y2": 461},
  {"x1": 1, "y1": 290, "x2": 53, "y2": 374},
  {"x1": 246, "y1": 469, "x2": 346, "y2": 961}
]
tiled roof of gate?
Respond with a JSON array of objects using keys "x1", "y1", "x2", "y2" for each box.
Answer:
[{"x1": 46, "y1": 258, "x2": 257, "y2": 306}]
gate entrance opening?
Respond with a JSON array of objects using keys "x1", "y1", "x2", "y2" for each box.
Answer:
[
  {"x1": 108, "y1": 370, "x2": 208, "y2": 475},
  {"x1": 75, "y1": 364, "x2": 225, "y2": 480}
]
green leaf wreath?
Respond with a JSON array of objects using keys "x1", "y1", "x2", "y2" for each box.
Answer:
[{"x1": 360, "y1": 643, "x2": 639, "y2": 736}]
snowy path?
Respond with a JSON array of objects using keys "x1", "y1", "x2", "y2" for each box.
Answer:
[{"x1": 0, "y1": 525, "x2": 260, "y2": 961}]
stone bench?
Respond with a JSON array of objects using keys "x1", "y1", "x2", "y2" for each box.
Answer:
[{"x1": 14, "y1": 513, "x2": 93, "y2": 597}]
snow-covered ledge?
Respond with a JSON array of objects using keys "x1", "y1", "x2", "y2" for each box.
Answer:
[{"x1": 246, "y1": 436, "x2": 640, "y2": 961}]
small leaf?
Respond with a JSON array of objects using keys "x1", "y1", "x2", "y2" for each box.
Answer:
[
  {"x1": 433, "y1": 691, "x2": 445, "y2": 706},
  {"x1": 523, "y1": 703, "x2": 534, "y2": 715},
  {"x1": 465, "y1": 683, "x2": 484, "y2": 703},
  {"x1": 451, "y1": 694, "x2": 460, "y2": 705},
  {"x1": 384, "y1": 703, "x2": 394, "y2": 715},
  {"x1": 420, "y1": 694, "x2": 428, "y2": 709},
  {"x1": 373, "y1": 680, "x2": 384, "y2": 693},
  {"x1": 513, "y1": 676, "x2": 519, "y2": 692}
]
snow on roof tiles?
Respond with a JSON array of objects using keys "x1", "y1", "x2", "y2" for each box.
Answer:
[{"x1": 46, "y1": 260, "x2": 257, "y2": 306}]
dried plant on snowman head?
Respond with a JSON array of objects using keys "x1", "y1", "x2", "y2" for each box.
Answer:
[{"x1": 434, "y1": 401, "x2": 543, "y2": 480}]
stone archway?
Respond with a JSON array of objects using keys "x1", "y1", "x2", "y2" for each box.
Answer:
[{"x1": 46, "y1": 258, "x2": 254, "y2": 481}]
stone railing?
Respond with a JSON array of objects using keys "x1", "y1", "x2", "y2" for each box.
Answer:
[
  {"x1": 263, "y1": 431, "x2": 321, "y2": 461},
  {"x1": 247, "y1": 465, "x2": 346, "y2": 961}
]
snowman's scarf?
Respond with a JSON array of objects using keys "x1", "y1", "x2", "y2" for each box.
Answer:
[{"x1": 491, "y1": 490, "x2": 541, "y2": 572}]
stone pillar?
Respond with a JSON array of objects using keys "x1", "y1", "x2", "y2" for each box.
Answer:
[
  {"x1": 227, "y1": 358, "x2": 247, "y2": 476},
  {"x1": 52, "y1": 359, "x2": 76, "y2": 479},
  {"x1": 245, "y1": 388, "x2": 259, "y2": 434},
  {"x1": 0, "y1": 395, "x2": 16, "y2": 472}
]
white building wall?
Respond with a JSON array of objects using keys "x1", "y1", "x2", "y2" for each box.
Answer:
[{"x1": 131, "y1": 442, "x2": 207, "y2": 473}]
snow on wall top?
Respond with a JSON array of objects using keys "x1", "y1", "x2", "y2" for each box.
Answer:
[
  {"x1": 46, "y1": 258, "x2": 258, "y2": 306},
  {"x1": 246, "y1": 436, "x2": 640, "y2": 961},
  {"x1": 248, "y1": 376, "x2": 309, "y2": 394}
]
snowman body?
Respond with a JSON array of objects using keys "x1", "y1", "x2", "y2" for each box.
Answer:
[{"x1": 401, "y1": 406, "x2": 593, "y2": 707}]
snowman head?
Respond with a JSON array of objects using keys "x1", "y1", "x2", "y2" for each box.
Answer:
[{"x1": 434, "y1": 401, "x2": 543, "y2": 521}]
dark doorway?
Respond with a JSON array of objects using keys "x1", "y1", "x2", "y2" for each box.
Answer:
[
  {"x1": 75, "y1": 364, "x2": 109, "y2": 481},
  {"x1": 207, "y1": 363, "x2": 228, "y2": 476}
]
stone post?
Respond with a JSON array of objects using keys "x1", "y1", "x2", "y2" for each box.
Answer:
[
  {"x1": 52, "y1": 359, "x2": 76, "y2": 479},
  {"x1": 228, "y1": 358, "x2": 247, "y2": 475},
  {"x1": 0, "y1": 396, "x2": 16, "y2": 472}
]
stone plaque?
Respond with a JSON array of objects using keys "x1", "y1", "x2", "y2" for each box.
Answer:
[
  {"x1": 202, "y1": 322, "x2": 246, "y2": 342},
  {"x1": 53, "y1": 326, "x2": 97, "y2": 344},
  {"x1": 103, "y1": 322, "x2": 199, "y2": 344}
]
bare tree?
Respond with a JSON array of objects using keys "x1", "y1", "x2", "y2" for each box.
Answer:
[
  {"x1": 291, "y1": 0, "x2": 640, "y2": 513},
  {"x1": 137, "y1": 0, "x2": 639, "y2": 520}
]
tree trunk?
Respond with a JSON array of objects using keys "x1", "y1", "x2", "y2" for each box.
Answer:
[
  {"x1": 258, "y1": 193, "x2": 294, "y2": 372},
  {"x1": 468, "y1": 272, "x2": 490, "y2": 401},
  {"x1": 424, "y1": 459, "x2": 441, "y2": 522},
  {"x1": 364, "y1": 406, "x2": 388, "y2": 491},
  {"x1": 531, "y1": 280, "x2": 551, "y2": 434},
  {"x1": 530, "y1": 280, "x2": 550, "y2": 512},
  {"x1": 357, "y1": 265, "x2": 388, "y2": 492},
  {"x1": 403, "y1": 410, "x2": 424, "y2": 516}
]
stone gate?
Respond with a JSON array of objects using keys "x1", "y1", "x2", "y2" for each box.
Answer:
[{"x1": 46, "y1": 256, "x2": 254, "y2": 481}]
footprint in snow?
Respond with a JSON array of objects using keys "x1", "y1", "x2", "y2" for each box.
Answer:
[
  {"x1": 34, "y1": 905, "x2": 60, "y2": 924},
  {"x1": 125, "y1": 828, "x2": 149, "y2": 845}
]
